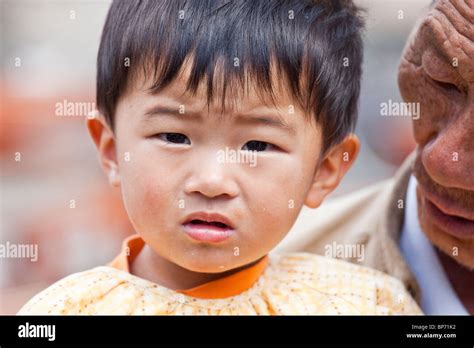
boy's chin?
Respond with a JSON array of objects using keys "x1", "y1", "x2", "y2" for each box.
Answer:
[
  {"x1": 176, "y1": 255, "x2": 252, "y2": 274},
  {"x1": 180, "y1": 262, "x2": 238, "y2": 274}
]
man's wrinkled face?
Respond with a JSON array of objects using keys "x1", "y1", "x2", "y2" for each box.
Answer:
[
  {"x1": 112, "y1": 70, "x2": 323, "y2": 273},
  {"x1": 398, "y1": 0, "x2": 474, "y2": 268}
]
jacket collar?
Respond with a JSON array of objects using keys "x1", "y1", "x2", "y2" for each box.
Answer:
[{"x1": 369, "y1": 151, "x2": 422, "y2": 302}]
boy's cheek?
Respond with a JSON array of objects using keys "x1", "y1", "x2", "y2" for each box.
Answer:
[
  {"x1": 120, "y1": 168, "x2": 176, "y2": 231},
  {"x1": 119, "y1": 146, "x2": 308, "y2": 235},
  {"x1": 247, "y1": 180, "x2": 305, "y2": 245}
]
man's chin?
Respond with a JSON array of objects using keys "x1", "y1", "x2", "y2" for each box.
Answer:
[{"x1": 417, "y1": 194, "x2": 474, "y2": 270}]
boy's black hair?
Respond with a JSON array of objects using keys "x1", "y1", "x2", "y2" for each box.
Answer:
[{"x1": 97, "y1": 0, "x2": 364, "y2": 153}]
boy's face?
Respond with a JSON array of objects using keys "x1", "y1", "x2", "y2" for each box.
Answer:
[{"x1": 90, "y1": 68, "x2": 358, "y2": 273}]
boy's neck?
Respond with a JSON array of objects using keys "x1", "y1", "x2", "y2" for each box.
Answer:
[{"x1": 130, "y1": 244, "x2": 259, "y2": 291}]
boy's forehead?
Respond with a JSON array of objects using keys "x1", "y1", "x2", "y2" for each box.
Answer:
[
  {"x1": 123, "y1": 69, "x2": 312, "y2": 136},
  {"x1": 141, "y1": 94, "x2": 301, "y2": 137},
  {"x1": 128, "y1": 56, "x2": 306, "y2": 117}
]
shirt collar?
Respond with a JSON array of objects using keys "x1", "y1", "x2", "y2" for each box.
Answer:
[
  {"x1": 108, "y1": 234, "x2": 269, "y2": 299},
  {"x1": 400, "y1": 176, "x2": 468, "y2": 315}
]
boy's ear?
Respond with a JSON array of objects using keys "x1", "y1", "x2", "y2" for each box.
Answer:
[
  {"x1": 86, "y1": 112, "x2": 120, "y2": 187},
  {"x1": 304, "y1": 134, "x2": 360, "y2": 209}
]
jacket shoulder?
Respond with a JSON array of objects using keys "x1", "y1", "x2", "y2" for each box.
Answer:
[
  {"x1": 271, "y1": 252, "x2": 422, "y2": 315},
  {"x1": 17, "y1": 267, "x2": 135, "y2": 315}
]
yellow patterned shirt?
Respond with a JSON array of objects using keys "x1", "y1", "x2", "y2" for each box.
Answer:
[{"x1": 18, "y1": 235, "x2": 422, "y2": 315}]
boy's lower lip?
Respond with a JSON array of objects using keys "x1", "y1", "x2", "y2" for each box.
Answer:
[{"x1": 182, "y1": 223, "x2": 234, "y2": 243}]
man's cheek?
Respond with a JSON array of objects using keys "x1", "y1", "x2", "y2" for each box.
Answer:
[
  {"x1": 400, "y1": 67, "x2": 427, "y2": 104},
  {"x1": 412, "y1": 118, "x2": 432, "y2": 145},
  {"x1": 402, "y1": 78, "x2": 444, "y2": 141}
]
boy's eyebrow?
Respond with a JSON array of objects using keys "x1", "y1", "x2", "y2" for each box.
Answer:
[{"x1": 143, "y1": 105, "x2": 297, "y2": 134}]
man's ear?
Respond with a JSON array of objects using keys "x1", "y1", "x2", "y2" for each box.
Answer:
[
  {"x1": 86, "y1": 112, "x2": 120, "y2": 187},
  {"x1": 304, "y1": 134, "x2": 360, "y2": 209}
]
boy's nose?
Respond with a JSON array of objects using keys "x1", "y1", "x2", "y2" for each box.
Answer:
[{"x1": 184, "y1": 152, "x2": 240, "y2": 199}]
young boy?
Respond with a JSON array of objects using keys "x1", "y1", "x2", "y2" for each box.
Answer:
[{"x1": 18, "y1": 0, "x2": 421, "y2": 315}]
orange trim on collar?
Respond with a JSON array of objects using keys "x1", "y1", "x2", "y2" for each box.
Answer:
[
  {"x1": 107, "y1": 234, "x2": 269, "y2": 299},
  {"x1": 108, "y1": 234, "x2": 145, "y2": 273},
  {"x1": 177, "y1": 255, "x2": 268, "y2": 299}
]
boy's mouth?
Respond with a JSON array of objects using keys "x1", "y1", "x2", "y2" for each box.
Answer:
[
  {"x1": 188, "y1": 219, "x2": 229, "y2": 229},
  {"x1": 182, "y1": 212, "x2": 235, "y2": 243}
]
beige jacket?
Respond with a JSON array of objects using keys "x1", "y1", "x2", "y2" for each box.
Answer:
[{"x1": 275, "y1": 152, "x2": 421, "y2": 303}]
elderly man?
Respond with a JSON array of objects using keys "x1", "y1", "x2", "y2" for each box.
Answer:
[{"x1": 277, "y1": 0, "x2": 473, "y2": 315}]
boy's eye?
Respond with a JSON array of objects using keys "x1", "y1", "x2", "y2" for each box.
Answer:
[
  {"x1": 157, "y1": 133, "x2": 191, "y2": 145},
  {"x1": 242, "y1": 140, "x2": 273, "y2": 152}
]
